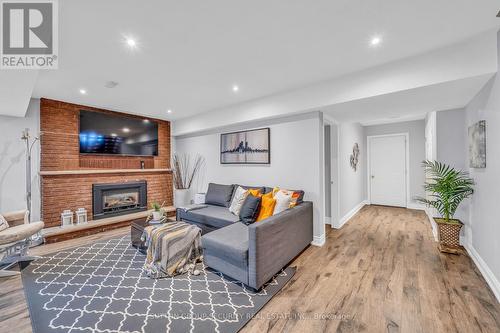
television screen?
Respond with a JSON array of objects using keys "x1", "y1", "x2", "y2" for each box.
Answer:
[{"x1": 79, "y1": 110, "x2": 158, "y2": 156}]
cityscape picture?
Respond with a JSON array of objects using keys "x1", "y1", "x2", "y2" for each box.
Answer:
[{"x1": 220, "y1": 128, "x2": 270, "y2": 164}]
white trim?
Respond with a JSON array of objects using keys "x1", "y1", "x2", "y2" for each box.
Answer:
[
  {"x1": 464, "y1": 243, "x2": 500, "y2": 303},
  {"x1": 311, "y1": 233, "x2": 326, "y2": 247},
  {"x1": 407, "y1": 203, "x2": 426, "y2": 210},
  {"x1": 322, "y1": 116, "x2": 340, "y2": 230},
  {"x1": 335, "y1": 200, "x2": 368, "y2": 229},
  {"x1": 360, "y1": 114, "x2": 425, "y2": 126},
  {"x1": 324, "y1": 216, "x2": 332, "y2": 225},
  {"x1": 424, "y1": 208, "x2": 438, "y2": 241},
  {"x1": 367, "y1": 133, "x2": 410, "y2": 208}
]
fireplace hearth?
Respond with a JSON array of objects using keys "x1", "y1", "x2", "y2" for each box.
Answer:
[{"x1": 93, "y1": 181, "x2": 147, "y2": 219}]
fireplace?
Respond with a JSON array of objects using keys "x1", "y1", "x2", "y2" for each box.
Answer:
[{"x1": 93, "y1": 181, "x2": 147, "y2": 219}]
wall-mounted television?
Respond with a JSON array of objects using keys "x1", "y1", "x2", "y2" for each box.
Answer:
[{"x1": 79, "y1": 110, "x2": 158, "y2": 156}]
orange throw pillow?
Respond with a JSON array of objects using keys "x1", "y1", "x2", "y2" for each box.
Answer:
[
  {"x1": 248, "y1": 188, "x2": 262, "y2": 197},
  {"x1": 256, "y1": 193, "x2": 276, "y2": 222}
]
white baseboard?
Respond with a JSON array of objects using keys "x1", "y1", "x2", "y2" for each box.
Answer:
[
  {"x1": 335, "y1": 200, "x2": 368, "y2": 229},
  {"x1": 424, "y1": 208, "x2": 438, "y2": 241},
  {"x1": 324, "y1": 216, "x2": 332, "y2": 225},
  {"x1": 464, "y1": 242, "x2": 500, "y2": 303},
  {"x1": 311, "y1": 233, "x2": 325, "y2": 247},
  {"x1": 407, "y1": 203, "x2": 426, "y2": 210}
]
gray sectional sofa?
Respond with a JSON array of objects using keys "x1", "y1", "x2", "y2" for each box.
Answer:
[{"x1": 177, "y1": 183, "x2": 313, "y2": 290}]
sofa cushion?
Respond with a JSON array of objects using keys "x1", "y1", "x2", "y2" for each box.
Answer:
[
  {"x1": 180, "y1": 205, "x2": 240, "y2": 229},
  {"x1": 228, "y1": 186, "x2": 249, "y2": 216},
  {"x1": 0, "y1": 214, "x2": 9, "y2": 232},
  {"x1": 239, "y1": 194, "x2": 262, "y2": 224},
  {"x1": 0, "y1": 221, "x2": 44, "y2": 244},
  {"x1": 202, "y1": 222, "x2": 249, "y2": 266},
  {"x1": 205, "y1": 183, "x2": 235, "y2": 207}
]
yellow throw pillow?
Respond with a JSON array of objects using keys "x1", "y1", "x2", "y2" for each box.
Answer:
[{"x1": 256, "y1": 195, "x2": 277, "y2": 222}]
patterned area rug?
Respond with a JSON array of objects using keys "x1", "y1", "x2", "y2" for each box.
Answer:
[{"x1": 21, "y1": 236, "x2": 295, "y2": 333}]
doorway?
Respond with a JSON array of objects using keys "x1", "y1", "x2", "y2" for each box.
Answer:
[
  {"x1": 367, "y1": 133, "x2": 408, "y2": 207},
  {"x1": 324, "y1": 122, "x2": 339, "y2": 228}
]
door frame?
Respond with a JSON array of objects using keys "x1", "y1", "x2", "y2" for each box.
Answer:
[
  {"x1": 367, "y1": 133, "x2": 410, "y2": 208},
  {"x1": 323, "y1": 115, "x2": 340, "y2": 228}
]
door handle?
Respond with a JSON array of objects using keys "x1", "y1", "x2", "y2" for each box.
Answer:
[{"x1": 371, "y1": 175, "x2": 375, "y2": 179}]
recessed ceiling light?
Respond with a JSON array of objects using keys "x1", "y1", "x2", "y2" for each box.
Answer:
[
  {"x1": 122, "y1": 127, "x2": 130, "y2": 133},
  {"x1": 370, "y1": 36, "x2": 382, "y2": 46},
  {"x1": 232, "y1": 85, "x2": 239, "y2": 92},
  {"x1": 79, "y1": 89, "x2": 87, "y2": 95},
  {"x1": 126, "y1": 38, "x2": 136, "y2": 48},
  {"x1": 167, "y1": 109, "x2": 172, "y2": 114}
]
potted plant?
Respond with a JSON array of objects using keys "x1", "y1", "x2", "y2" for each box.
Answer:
[
  {"x1": 172, "y1": 153, "x2": 204, "y2": 207},
  {"x1": 417, "y1": 160, "x2": 474, "y2": 254},
  {"x1": 151, "y1": 202, "x2": 163, "y2": 220}
]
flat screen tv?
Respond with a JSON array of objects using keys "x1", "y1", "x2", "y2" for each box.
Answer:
[{"x1": 79, "y1": 110, "x2": 158, "y2": 156}]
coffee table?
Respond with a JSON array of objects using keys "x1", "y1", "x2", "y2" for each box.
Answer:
[{"x1": 130, "y1": 217, "x2": 176, "y2": 253}]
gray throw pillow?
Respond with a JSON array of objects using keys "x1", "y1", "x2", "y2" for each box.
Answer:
[
  {"x1": 239, "y1": 194, "x2": 262, "y2": 224},
  {"x1": 205, "y1": 183, "x2": 235, "y2": 207}
]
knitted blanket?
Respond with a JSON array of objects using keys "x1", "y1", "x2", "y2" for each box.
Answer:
[{"x1": 142, "y1": 221, "x2": 202, "y2": 278}]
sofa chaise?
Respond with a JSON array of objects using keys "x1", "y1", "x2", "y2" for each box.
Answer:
[{"x1": 177, "y1": 183, "x2": 313, "y2": 290}]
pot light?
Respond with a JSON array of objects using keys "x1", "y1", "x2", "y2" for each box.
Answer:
[
  {"x1": 126, "y1": 38, "x2": 136, "y2": 48},
  {"x1": 122, "y1": 127, "x2": 130, "y2": 133},
  {"x1": 79, "y1": 89, "x2": 87, "y2": 95},
  {"x1": 232, "y1": 85, "x2": 239, "y2": 92},
  {"x1": 370, "y1": 36, "x2": 382, "y2": 46},
  {"x1": 167, "y1": 109, "x2": 172, "y2": 114}
]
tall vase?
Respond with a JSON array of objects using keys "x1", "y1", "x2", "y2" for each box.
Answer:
[{"x1": 174, "y1": 189, "x2": 190, "y2": 208}]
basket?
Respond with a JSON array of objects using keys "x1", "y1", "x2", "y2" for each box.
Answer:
[{"x1": 435, "y1": 218, "x2": 463, "y2": 248}]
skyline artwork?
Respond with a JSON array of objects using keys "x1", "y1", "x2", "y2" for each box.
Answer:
[{"x1": 220, "y1": 128, "x2": 270, "y2": 164}]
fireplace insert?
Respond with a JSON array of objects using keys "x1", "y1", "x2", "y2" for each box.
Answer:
[{"x1": 93, "y1": 181, "x2": 147, "y2": 219}]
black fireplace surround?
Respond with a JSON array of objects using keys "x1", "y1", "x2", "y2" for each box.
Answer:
[{"x1": 93, "y1": 181, "x2": 147, "y2": 219}]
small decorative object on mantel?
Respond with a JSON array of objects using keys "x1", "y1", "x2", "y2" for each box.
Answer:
[
  {"x1": 76, "y1": 208, "x2": 88, "y2": 224},
  {"x1": 61, "y1": 210, "x2": 74, "y2": 227},
  {"x1": 416, "y1": 160, "x2": 474, "y2": 254},
  {"x1": 173, "y1": 153, "x2": 205, "y2": 207},
  {"x1": 350, "y1": 143, "x2": 360, "y2": 171},
  {"x1": 468, "y1": 120, "x2": 486, "y2": 168}
]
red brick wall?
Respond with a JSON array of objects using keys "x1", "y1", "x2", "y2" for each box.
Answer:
[
  {"x1": 39, "y1": 98, "x2": 173, "y2": 229},
  {"x1": 41, "y1": 172, "x2": 173, "y2": 228},
  {"x1": 40, "y1": 98, "x2": 170, "y2": 171}
]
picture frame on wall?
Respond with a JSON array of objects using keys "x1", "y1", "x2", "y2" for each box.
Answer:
[
  {"x1": 468, "y1": 120, "x2": 486, "y2": 168},
  {"x1": 220, "y1": 128, "x2": 270, "y2": 164}
]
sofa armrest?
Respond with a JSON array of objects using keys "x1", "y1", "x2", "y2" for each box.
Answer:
[
  {"x1": 2, "y1": 210, "x2": 29, "y2": 227},
  {"x1": 248, "y1": 201, "x2": 313, "y2": 290}
]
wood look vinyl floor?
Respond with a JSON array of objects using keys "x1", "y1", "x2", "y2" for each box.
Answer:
[{"x1": 1, "y1": 206, "x2": 499, "y2": 333}]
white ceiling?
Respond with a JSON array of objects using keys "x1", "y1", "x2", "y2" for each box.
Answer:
[
  {"x1": 29, "y1": 0, "x2": 500, "y2": 121},
  {"x1": 324, "y1": 73, "x2": 494, "y2": 125}
]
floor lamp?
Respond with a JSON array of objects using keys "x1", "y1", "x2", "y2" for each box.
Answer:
[{"x1": 21, "y1": 128, "x2": 42, "y2": 246}]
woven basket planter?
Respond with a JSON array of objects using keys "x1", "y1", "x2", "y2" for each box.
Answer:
[{"x1": 435, "y1": 218, "x2": 463, "y2": 253}]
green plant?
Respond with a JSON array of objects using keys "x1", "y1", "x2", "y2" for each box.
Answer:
[
  {"x1": 150, "y1": 202, "x2": 162, "y2": 212},
  {"x1": 416, "y1": 160, "x2": 474, "y2": 222}
]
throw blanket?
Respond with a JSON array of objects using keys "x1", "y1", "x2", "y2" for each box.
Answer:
[{"x1": 142, "y1": 221, "x2": 202, "y2": 278}]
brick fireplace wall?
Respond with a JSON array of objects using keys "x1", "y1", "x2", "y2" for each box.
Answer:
[{"x1": 40, "y1": 98, "x2": 173, "y2": 229}]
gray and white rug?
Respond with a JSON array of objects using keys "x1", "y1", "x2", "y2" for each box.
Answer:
[{"x1": 21, "y1": 236, "x2": 295, "y2": 333}]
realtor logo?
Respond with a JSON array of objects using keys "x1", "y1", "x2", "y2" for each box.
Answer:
[{"x1": 1, "y1": 0, "x2": 58, "y2": 69}]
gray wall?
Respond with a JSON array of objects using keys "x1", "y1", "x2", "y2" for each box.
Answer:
[
  {"x1": 174, "y1": 113, "x2": 325, "y2": 243},
  {"x1": 458, "y1": 30, "x2": 500, "y2": 299},
  {"x1": 0, "y1": 98, "x2": 40, "y2": 220},
  {"x1": 364, "y1": 120, "x2": 426, "y2": 206},
  {"x1": 338, "y1": 122, "x2": 365, "y2": 217}
]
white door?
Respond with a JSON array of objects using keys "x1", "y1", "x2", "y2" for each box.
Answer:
[{"x1": 369, "y1": 135, "x2": 407, "y2": 207}]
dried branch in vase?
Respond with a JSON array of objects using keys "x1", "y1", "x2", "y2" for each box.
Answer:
[{"x1": 172, "y1": 153, "x2": 204, "y2": 190}]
